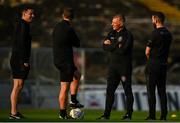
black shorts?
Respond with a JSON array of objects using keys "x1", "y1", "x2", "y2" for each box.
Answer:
[
  {"x1": 10, "y1": 62, "x2": 30, "y2": 80},
  {"x1": 58, "y1": 64, "x2": 77, "y2": 82}
]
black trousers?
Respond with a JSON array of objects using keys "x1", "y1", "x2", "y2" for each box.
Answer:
[
  {"x1": 104, "y1": 66, "x2": 134, "y2": 117},
  {"x1": 146, "y1": 62, "x2": 167, "y2": 118}
]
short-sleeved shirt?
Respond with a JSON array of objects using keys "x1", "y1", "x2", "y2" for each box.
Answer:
[
  {"x1": 147, "y1": 27, "x2": 172, "y2": 64},
  {"x1": 52, "y1": 20, "x2": 80, "y2": 69}
]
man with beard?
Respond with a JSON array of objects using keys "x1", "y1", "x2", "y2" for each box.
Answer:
[{"x1": 145, "y1": 11, "x2": 172, "y2": 120}]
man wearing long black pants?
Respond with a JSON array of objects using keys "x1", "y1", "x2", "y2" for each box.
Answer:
[
  {"x1": 98, "y1": 14, "x2": 134, "y2": 120},
  {"x1": 145, "y1": 11, "x2": 172, "y2": 121}
]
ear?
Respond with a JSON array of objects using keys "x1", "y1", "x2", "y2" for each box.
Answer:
[
  {"x1": 155, "y1": 19, "x2": 158, "y2": 24},
  {"x1": 22, "y1": 11, "x2": 26, "y2": 17}
]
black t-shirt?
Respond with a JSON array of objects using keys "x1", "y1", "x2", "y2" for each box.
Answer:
[
  {"x1": 52, "y1": 20, "x2": 80, "y2": 68},
  {"x1": 11, "y1": 19, "x2": 31, "y2": 64},
  {"x1": 147, "y1": 27, "x2": 172, "y2": 64},
  {"x1": 103, "y1": 27, "x2": 133, "y2": 67}
]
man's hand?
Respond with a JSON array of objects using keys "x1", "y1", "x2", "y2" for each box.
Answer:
[
  {"x1": 104, "y1": 40, "x2": 111, "y2": 45},
  {"x1": 24, "y1": 63, "x2": 29, "y2": 67},
  {"x1": 145, "y1": 46, "x2": 151, "y2": 60}
]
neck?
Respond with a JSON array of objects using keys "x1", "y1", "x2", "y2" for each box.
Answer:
[
  {"x1": 63, "y1": 17, "x2": 70, "y2": 22},
  {"x1": 22, "y1": 17, "x2": 29, "y2": 23},
  {"x1": 156, "y1": 23, "x2": 164, "y2": 28},
  {"x1": 116, "y1": 26, "x2": 124, "y2": 32},
  {"x1": 63, "y1": 18, "x2": 72, "y2": 25}
]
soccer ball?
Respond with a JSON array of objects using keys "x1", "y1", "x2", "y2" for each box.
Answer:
[{"x1": 69, "y1": 108, "x2": 84, "y2": 119}]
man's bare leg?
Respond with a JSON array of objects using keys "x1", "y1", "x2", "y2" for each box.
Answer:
[
  {"x1": 70, "y1": 70, "x2": 84, "y2": 108},
  {"x1": 59, "y1": 82, "x2": 70, "y2": 118},
  {"x1": 10, "y1": 79, "x2": 24, "y2": 115}
]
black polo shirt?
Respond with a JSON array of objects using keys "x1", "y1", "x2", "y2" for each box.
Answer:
[
  {"x1": 52, "y1": 20, "x2": 80, "y2": 68},
  {"x1": 147, "y1": 27, "x2": 172, "y2": 64}
]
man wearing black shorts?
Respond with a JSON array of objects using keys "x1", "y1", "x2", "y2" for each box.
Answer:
[
  {"x1": 98, "y1": 14, "x2": 134, "y2": 120},
  {"x1": 52, "y1": 7, "x2": 83, "y2": 119},
  {"x1": 9, "y1": 6, "x2": 34, "y2": 119},
  {"x1": 145, "y1": 11, "x2": 172, "y2": 120}
]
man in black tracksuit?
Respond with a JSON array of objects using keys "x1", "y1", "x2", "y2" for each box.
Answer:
[
  {"x1": 52, "y1": 7, "x2": 83, "y2": 119},
  {"x1": 145, "y1": 11, "x2": 172, "y2": 120},
  {"x1": 98, "y1": 14, "x2": 134, "y2": 120}
]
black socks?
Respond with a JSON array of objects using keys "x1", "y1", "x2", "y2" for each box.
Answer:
[
  {"x1": 60, "y1": 109, "x2": 67, "y2": 117},
  {"x1": 71, "y1": 94, "x2": 78, "y2": 103}
]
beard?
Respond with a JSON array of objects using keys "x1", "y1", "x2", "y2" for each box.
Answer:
[
  {"x1": 152, "y1": 23, "x2": 156, "y2": 29},
  {"x1": 113, "y1": 25, "x2": 124, "y2": 31}
]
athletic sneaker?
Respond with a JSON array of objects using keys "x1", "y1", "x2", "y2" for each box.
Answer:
[
  {"x1": 97, "y1": 115, "x2": 110, "y2": 120},
  {"x1": 145, "y1": 116, "x2": 156, "y2": 120},
  {"x1": 160, "y1": 116, "x2": 166, "y2": 121},
  {"x1": 121, "y1": 112, "x2": 132, "y2": 120},
  {"x1": 9, "y1": 112, "x2": 25, "y2": 119},
  {"x1": 59, "y1": 114, "x2": 73, "y2": 119},
  {"x1": 69, "y1": 101, "x2": 84, "y2": 108},
  {"x1": 59, "y1": 115, "x2": 68, "y2": 119}
]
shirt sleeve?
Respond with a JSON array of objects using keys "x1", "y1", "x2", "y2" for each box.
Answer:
[
  {"x1": 103, "y1": 31, "x2": 116, "y2": 51},
  {"x1": 69, "y1": 27, "x2": 80, "y2": 48},
  {"x1": 147, "y1": 31, "x2": 156, "y2": 48}
]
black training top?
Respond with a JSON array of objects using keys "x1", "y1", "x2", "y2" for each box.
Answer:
[
  {"x1": 52, "y1": 20, "x2": 80, "y2": 68},
  {"x1": 147, "y1": 27, "x2": 172, "y2": 64},
  {"x1": 103, "y1": 27, "x2": 133, "y2": 66},
  {"x1": 11, "y1": 19, "x2": 31, "y2": 64}
]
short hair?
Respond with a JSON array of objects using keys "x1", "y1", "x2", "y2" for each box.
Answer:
[
  {"x1": 18, "y1": 5, "x2": 33, "y2": 16},
  {"x1": 22, "y1": 6, "x2": 33, "y2": 11},
  {"x1": 63, "y1": 7, "x2": 74, "y2": 19},
  {"x1": 152, "y1": 11, "x2": 165, "y2": 23},
  {"x1": 113, "y1": 14, "x2": 126, "y2": 22}
]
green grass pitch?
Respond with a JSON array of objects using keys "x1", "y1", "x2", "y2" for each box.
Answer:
[{"x1": 0, "y1": 109, "x2": 180, "y2": 122}]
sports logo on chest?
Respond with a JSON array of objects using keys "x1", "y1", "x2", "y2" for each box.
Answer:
[
  {"x1": 110, "y1": 36, "x2": 115, "y2": 40},
  {"x1": 118, "y1": 36, "x2": 123, "y2": 43}
]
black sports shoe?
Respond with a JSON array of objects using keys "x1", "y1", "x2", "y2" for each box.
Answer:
[
  {"x1": 59, "y1": 114, "x2": 72, "y2": 119},
  {"x1": 145, "y1": 116, "x2": 156, "y2": 120},
  {"x1": 121, "y1": 113, "x2": 132, "y2": 120},
  {"x1": 59, "y1": 112, "x2": 73, "y2": 119},
  {"x1": 70, "y1": 101, "x2": 84, "y2": 108},
  {"x1": 59, "y1": 115, "x2": 68, "y2": 119},
  {"x1": 9, "y1": 112, "x2": 25, "y2": 119},
  {"x1": 160, "y1": 116, "x2": 166, "y2": 121},
  {"x1": 97, "y1": 115, "x2": 110, "y2": 120}
]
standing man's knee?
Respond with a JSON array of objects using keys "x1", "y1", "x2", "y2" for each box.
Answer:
[
  {"x1": 60, "y1": 83, "x2": 70, "y2": 98},
  {"x1": 18, "y1": 81, "x2": 24, "y2": 90},
  {"x1": 106, "y1": 80, "x2": 119, "y2": 95},
  {"x1": 13, "y1": 79, "x2": 24, "y2": 90},
  {"x1": 61, "y1": 82, "x2": 70, "y2": 93}
]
